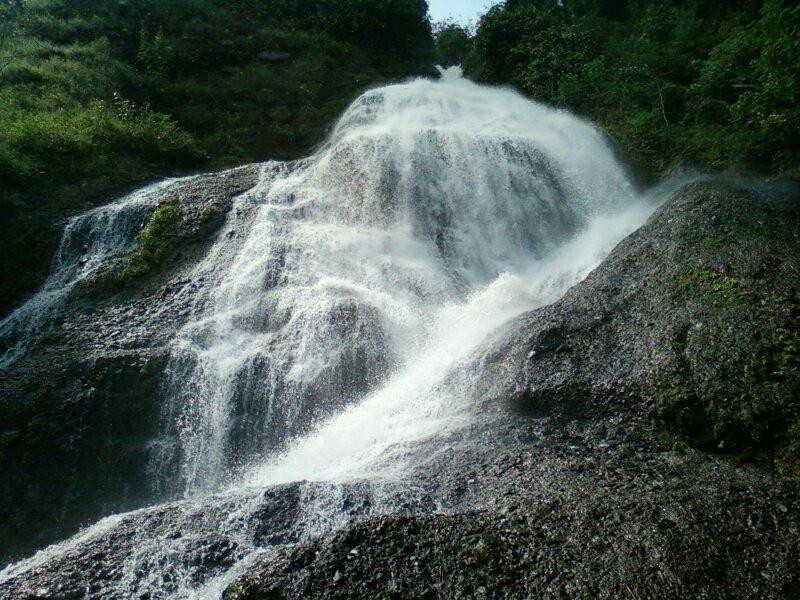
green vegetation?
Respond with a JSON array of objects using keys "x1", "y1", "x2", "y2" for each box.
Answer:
[
  {"x1": 0, "y1": 0, "x2": 435, "y2": 316},
  {"x1": 462, "y1": 0, "x2": 800, "y2": 181},
  {"x1": 114, "y1": 199, "x2": 181, "y2": 285},
  {"x1": 675, "y1": 268, "x2": 746, "y2": 305},
  {"x1": 223, "y1": 582, "x2": 246, "y2": 600},
  {"x1": 433, "y1": 22, "x2": 472, "y2": 68},
  {"x1": 655, "y1": 268, "x2": 800, "y2": 475}
]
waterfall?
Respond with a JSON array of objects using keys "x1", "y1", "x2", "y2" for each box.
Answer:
[
  {"x1": 0, "y1": 178, "x2": 193, "y2": 368},
  {"x1": 1, "y1": 68, "x2": 659, "y2": 598},
  {"x1": 152, "y1": 67, "x2": 647, "y2": 495}
]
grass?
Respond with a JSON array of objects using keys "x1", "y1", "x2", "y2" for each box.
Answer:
[{"x1": 114, "y1": 200, "x2": 182, "y2": 285}]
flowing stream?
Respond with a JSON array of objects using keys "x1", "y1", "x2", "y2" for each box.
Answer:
[{"x1": 0, "y1": 68, "x2": 658, "y2": 598}]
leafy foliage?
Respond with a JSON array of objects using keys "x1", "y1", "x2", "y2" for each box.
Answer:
[
  {"x1": 114, "y1": 200, "x2": 181, "y2": 285},
  {"x1": 433, "y1": 22, "x2": 472, "y2": 68},
  {"x1": 463, "y1": 0, "x2": 800, "y2": 181}
]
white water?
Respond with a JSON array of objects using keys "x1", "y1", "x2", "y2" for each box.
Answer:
[
  {"x1": 243, "y1": 201, "x2": 653, "y2": 489},
  {"x1": 1, "y1": 68, "x2": 659, "y2": 598},
  {"x1": 0, "y1": 177, "x2": 193, "y2": 368},
  {"x1": 160, "y1": 67, "x2": 647, "y2": 495}
]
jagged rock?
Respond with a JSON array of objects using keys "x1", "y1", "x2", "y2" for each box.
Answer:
[{"x1": 473, "y1": 178, "x2": 800, "y2": 470}]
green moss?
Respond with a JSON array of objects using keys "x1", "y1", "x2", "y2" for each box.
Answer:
[
  {"x1": 460, "y1": 538, "x2": 490, "y2": 567},
  {"x1": 223, "y1": 582, "x2": 246, "y2": 600},
  {"x1": 114, "y1": 200, "x2": 181, "y2": 285},
  {"x1": 197, "y1": 206, "x2": 221, "y2": 229},
  {"x1": 654, "y1": 269, "x2": 800, "y2": 475},
  {"x1": 675, "y1": 268, "x2": 747, "y2": 304},
  {"x1": 92, "y1": 365, "x2": 109, "y2": 384}
]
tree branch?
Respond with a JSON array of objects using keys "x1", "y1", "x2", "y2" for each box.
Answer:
[{"x1": 656, "y1": 79, "x2": 668, "y2": 126}]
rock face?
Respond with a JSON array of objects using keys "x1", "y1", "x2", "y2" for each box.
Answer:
[
  {"x1": 223, "y1": 179, "x2": 800, "y2": 599},
  {"x1": 1, "y1": 179, "x2": 799, "y2": 599},
  {"x1": 0, "y1": 165, "x2": 260, "y2": 565},
  {"x1": 227, "y1": 178, "x2": 800, "y2": 598},
  {"x1": 232, "y1": 455, "x2": 799, "y2": 599},
  {"x1": 473, "y1": 178, "x2": 800, "y2": 470}
]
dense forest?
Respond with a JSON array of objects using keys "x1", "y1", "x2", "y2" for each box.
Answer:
[{"x1": 447, "y1": 0, "x2": 799, "y2": 181}]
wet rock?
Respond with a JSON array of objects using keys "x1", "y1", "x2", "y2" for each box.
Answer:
[
  {"x1": 0, "y1": 166, "x2": 260, "y2": 565},
  {"x1": 472, "y1": 178, "x2": 800, "y2": 471},
  {"x1": 222, "y1": 179, "x2": 800, "y2": 599},
  {"x1": 2, "y1": 178, "x2": 799, "y2": 600}
]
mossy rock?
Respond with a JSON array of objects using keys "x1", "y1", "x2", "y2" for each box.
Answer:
[
  {"x1": 113, "y1": 199, "x2": 183, "y2": 286},
  {"x1": 654, "y1": 259, "x2": 800, "y2": 474}
]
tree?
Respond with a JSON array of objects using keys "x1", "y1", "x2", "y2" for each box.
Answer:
[
  {"x1": 434, "y1": 21, "x2": 472, "y2": 67},
  {"x1": 564, "y1": 0, "x2": 629, "y2": 20},
  {"x1": 462, "y1": 0, "x2": 799, "y2": 177},
  {"x1": 731, "y1": 0, "x2": 800, "y2": 170},
  {"x1": 465, "y1": 1, "x2": 591, "y2": 102}
]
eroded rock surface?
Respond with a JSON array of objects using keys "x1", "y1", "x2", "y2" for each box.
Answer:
[
  {"x1": 0, "y1": 165, "x2": 260, "y2": 564},
  {"x1": 1, "y1": 179, "x2": 799, "y2": 599}
]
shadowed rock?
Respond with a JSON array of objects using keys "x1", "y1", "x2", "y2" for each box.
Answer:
[{"x1": 2, "y1": 180, "x2": 798, "y2": 598}]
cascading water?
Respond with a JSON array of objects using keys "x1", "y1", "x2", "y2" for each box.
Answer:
[
  {"x1": 0, "y1": 178, "x2": 192, "y2": 368},
  {"x1": 1, "y1": 68, "x2": 660, "y2": 598},
  {"x1": 156, "y1": 67, "x2": 646, "y2": 495}
]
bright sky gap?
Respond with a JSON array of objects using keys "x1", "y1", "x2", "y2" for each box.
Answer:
[{"x1": 428, "y1": 0, "x2": 497, "y2": 25}]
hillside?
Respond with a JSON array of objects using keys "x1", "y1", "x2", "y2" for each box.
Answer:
[
  {"x1": 0, "y1": 0, "x2": 435, "y2": 317},
  {"x1": 457, "y1": 0, "x2": 799, "y2": 181}
]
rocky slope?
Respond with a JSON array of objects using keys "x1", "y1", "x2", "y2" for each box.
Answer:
[
  {"x1": 475, "y1": 177, "x2": 800, "y2": 472},
  {"x1": 226, "y1": 178, "x2": 800, "y2": 598},
  {"x1": 1, "y1": 178, "x2": 798, "y2": 598},
  {"x1": 0, "y1": 165, "x2": 260, "y2": 564}
]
